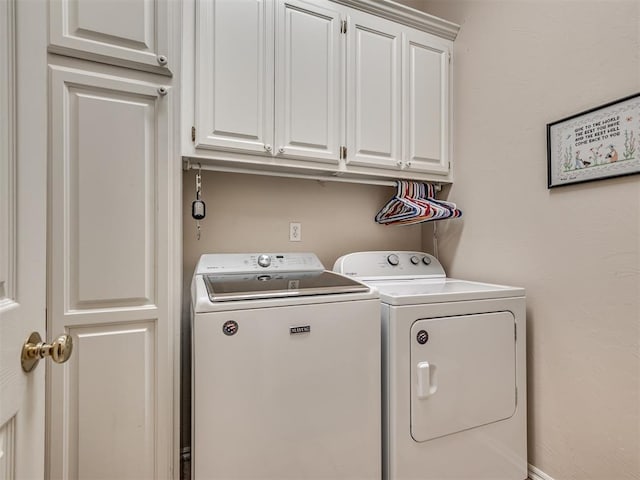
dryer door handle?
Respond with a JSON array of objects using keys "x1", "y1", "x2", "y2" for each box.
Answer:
[{"x1": 417, "y1": 361, "x2": 438, "y2": 399}]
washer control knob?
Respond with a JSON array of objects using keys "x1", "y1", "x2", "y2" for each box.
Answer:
[
  {"x1": 410, "y1": 255, "x2": 420, "y2": 265},
  {"x1": 257, "y1": 254, "x2": 271, "y2": 267},
  {"x1": 387, "y1": 254, "x2": 400, "y2": 266},
  {"x1": 422, "y1": 256, "x2": 431, "y2": 266}
]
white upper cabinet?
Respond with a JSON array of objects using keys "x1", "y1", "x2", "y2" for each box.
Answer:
[
  {"x1": 194, "y1": 0, "x2": 342, "y2": 162},
  {"x1": 188, "y1": 0, "x2": 458, "y2": 182},
  {"x1": 49, "y1": 0, "x2": 173, "y2": 75},
  {"x1": 275, "y1": 0, "x2": 343, "y2": 163},
  {"x1": 345, "y1": 8, "x2": 402, "y2": 170},
  {"x1": 195, "y1": 0, "x2": 274, "y2": 154},
  {"x1": 402, "y1": 29, "x2": 450, "y2": 175}
]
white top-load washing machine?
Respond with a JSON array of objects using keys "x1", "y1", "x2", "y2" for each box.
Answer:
[
  {"x1": 334, "y1": 251, "x2": 527, "y2": 480},
  {"x1": 191, "y1": 252, "x2": 381, "y2": 480}
]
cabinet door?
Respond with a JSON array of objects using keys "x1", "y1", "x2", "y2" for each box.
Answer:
[
  {"x1": 49, "y1": 0, "x2": 172, "y2": 74},
  {"x1": 275, "y1": 0, "x2": 343, "y2": 163},
  {"x1": 345, "y1": 8, "x2": 402, "y2": 170},
  {"x1": 403, "y1": 30, "x2": 451, "y2": 175},
  {"x1": 47, "y1": 65, "x2": 174, "y2": 480},
  {"x1": 195, "y1": 0, "x2": 274, "y2": 154}
]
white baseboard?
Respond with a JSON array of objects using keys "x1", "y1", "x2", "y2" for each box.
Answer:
[{"x1": 529, "y1": 464, "x2": 555, "y2": 480}]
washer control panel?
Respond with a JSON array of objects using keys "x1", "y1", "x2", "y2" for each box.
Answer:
[
  {"x1": 334, "y1": 251, "x2": 446, "y2": 279},
  {"x1": 197, "y1": 252, "x2": 325, "y2": 274}
]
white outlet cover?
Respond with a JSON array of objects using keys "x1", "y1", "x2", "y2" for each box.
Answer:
[{"x1": 289, "y1": 222, "x2": 301, "y2": 242}]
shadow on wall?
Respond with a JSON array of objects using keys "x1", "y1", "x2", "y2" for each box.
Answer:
[{"x1": 421, "y1": 183, "x2": 465, "y2": 265}]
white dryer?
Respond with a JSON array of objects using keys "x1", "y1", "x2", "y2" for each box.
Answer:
[
  {"x1": 334, "y1": 251, "x2": 527, "y2": 480},
  {"x1": 191, "y1": 252, "x2": 381, "y2": 480}
]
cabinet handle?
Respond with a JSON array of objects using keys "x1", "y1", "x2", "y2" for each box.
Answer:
[
  {"x1": 396, "y1": 160, "x2": 403, "y2": 168},
  {"x1": 157, "y1": 55, "x2": 168, "y2": 66},
  {"x1": 278, "y1": 147, "x2": 285, "y2": 154},
  {"x1": 406, "y1": 161, "x2": 412, "y2": 168},
  {"x1": 264, "y1": 144, "x2": 272, "y2": 152},
  {"x1": 157, "y1": 87, "x2": 168, "y2": 96}
]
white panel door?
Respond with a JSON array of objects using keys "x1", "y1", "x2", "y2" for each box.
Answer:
[
  {"x1": 195, "y1": 0, "x2": 274, "y2": 154},
  {"x1": 0, "y1": 0, "x2": 47, "y2": 478},
  {"x1": 275, "y1": 0, "x2": 343, "y2": 163},
  {"x1": 48, "y1": 65, "x2": 173, "y2": 479},
  {"x1": 346, "y1": 8, "x2": 402, "y2": 169},
  {"x1": 410, "y1": 312, "x2": 516, "y2": 442},
  {"x1": 49, "y1": 0, "x2": 172, "y2": 74},
  {"x1": 403, "y1": 30, "x2": 451, "y2": 175}
]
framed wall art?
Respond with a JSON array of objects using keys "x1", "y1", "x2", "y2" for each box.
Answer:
[{"x1": 547, "y1": 93, "x2": 640, "y2": 188}]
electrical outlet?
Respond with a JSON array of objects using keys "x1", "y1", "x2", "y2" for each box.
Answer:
[{"x1": 289, "y1": 222, "x2": 302, "y2": 242}]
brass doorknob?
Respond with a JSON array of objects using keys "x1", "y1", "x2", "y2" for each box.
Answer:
[{"x1": 21, "y1": 331, "x2": 73, "y2": 373}]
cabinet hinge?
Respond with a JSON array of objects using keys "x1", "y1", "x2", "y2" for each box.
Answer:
[
  {"x1": 340, "y1": 20, "x2": 347, "y2": 34},
  {"x1": 448, "y1": 52, "x2": 451, "y2": 64},
  {"x1": 515, "y1": 387, "x2": 518, "y2": 406},
  {"x1": 340, "y1": 146, "x2": 347, "y2": 159},
  {"x1": 514, "y1": 324, "x2": 517, "y2": 341},
  {"x1": 191, "y1": 126, "x2": 196, "y2": 142}
]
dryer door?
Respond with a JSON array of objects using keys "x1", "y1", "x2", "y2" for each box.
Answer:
[{"x1": 410, "y1": 312, "x2": 516, "y2": 442}]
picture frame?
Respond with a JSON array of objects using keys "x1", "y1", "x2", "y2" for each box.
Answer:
[{"x1": 547, "y1": 93, "x2": 640, "y2": 188}]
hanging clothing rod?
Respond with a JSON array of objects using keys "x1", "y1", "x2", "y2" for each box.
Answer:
[{"x1": 183, "y1": 160, "x2": 442, "y2": 191}]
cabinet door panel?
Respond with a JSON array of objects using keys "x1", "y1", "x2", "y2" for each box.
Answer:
[
  {"x1": 72, "y1": 322, "x2": 157, "y2": 479},
  {"x1": 346, "y1": 10, "x2": 402, "y2": 169},
  {"x1": 48, "y1": 65, "x2": 172, "y2": 480},
  {"x1": 195, "y1": 0, "x2": 274, "y2": 154},
  {"x1": 404, "y1": 30, "x2": 450, "y2": 175},
  {"x1": 275, "y1": 0, "x2": 342, "y2": 163},
  {"x1": 49, "y1": 0, "x2": 171, "y2": 74}
]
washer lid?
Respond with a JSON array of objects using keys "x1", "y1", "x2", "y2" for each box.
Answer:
[
  {"x1": 369, "y1": 278, "x2": 525, "y2": 305},
  {"x1": 203, "y1": 270, "x2": 370, "y2": 302}
]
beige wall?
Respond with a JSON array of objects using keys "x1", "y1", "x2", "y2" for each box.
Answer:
[
  {"x1": 183, "y1": 171, "x2": 421, "y2": 273},
  {"x1": 410, "y1": 1, "x2": 640, "y2": 479}
]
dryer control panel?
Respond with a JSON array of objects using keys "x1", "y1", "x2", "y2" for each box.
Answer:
[{"x1": 333, "y1": 251, "x2": 446, "y2": 279}]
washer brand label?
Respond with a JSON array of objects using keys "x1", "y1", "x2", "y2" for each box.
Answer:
[
  {"x1": 222, "y1": 320, "x2": 238, "y2": 336},
  {"x1": 290, "y1": 325, "x2": 311, "y2": 335}
]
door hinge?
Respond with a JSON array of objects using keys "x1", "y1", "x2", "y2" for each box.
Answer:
[
  {"x1": 340, "y1": 145, "x2": 347, "y2": 159},
  {"x1": 191, "y1": 126, "x2": 196, "y2": 142},
  {"x1": 340, "y1": 20, "x2": 347, "y2": 34}
]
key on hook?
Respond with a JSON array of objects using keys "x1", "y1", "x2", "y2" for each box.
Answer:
[{"x1": 192, "y1": 165, "x2": 205, "y2": 240}]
